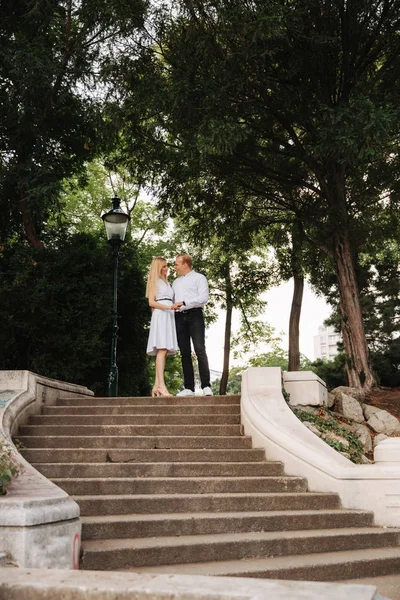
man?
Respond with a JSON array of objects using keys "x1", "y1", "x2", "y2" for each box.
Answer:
[{"x1": 171, "y1": 254, "x2": 212, "y2": 396}]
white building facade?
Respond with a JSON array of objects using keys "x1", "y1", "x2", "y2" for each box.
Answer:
[{"x1": 313, "y1": 325, "x2": 342, "y2": 360}]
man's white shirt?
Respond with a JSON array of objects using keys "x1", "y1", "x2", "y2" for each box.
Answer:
[{"x1": 172, "y1": 270, "x2": 209, "y2": 311}]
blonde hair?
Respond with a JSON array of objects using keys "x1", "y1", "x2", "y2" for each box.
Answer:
[
  {"x1": 177, "y1": 253, "x2": 193, "y2": 269},
  {"x1": 146, "y1": 257, "x2": 167, "y2": 299}
]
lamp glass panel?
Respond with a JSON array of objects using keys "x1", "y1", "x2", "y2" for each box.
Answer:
[{"x1": 104, "y1": 217, "x2": 129, "y2": 241}]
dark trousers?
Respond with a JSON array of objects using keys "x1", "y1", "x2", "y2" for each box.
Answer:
[{"x1": 175, "y1": 309, "x2": 210, "y2": 391}]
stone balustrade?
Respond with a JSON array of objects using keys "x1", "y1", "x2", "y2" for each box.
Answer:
[
  {"x1": 242, "y1": 367, "x2": 400, "y2": 527},
  {"x1": 0, "y1": 371, "x2": 93, "y2": 568}
]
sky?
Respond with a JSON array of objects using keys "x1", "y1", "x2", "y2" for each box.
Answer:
[{"x1": 205, "y1": 279, "x2": 332, "y2": 372}]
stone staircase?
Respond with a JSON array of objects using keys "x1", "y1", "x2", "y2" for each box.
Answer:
[{"x1": 16, "y1": 394, "x2": 400, "y2": 579}]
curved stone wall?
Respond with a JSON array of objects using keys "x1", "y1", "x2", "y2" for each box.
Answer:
[{"x1": 0, "y1": 371, "x2": 93, "y2": 568}]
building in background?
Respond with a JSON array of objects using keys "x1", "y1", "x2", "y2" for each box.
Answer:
[{"x1": 313, "y1": 325, "x2": 342, "y2": 360}]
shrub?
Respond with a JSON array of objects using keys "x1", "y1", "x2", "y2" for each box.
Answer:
[{"x1": 0, "y1": 440, "x2": 24, "y2": 495}]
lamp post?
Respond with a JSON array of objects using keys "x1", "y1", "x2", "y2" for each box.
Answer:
[{"x1": 102, "y1": 196, "x2": 130, "y2": 397}]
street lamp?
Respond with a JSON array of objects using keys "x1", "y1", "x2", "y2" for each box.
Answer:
[{"x1": 102, "y1": 196, "x2": 130, "y2": 397}]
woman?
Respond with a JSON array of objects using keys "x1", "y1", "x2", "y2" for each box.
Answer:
[{"x1": 146, "y1": 256, "x2": 178, "y2": 397}]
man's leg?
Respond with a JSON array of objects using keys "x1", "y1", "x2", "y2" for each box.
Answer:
[
  {"x1": 175, "y1": 313, "x2": 195, "y2": 391},
  {"x1": 189, "y1": 310, "x2": 211, "y2": 389}
]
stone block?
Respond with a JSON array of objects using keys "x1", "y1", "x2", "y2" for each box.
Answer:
[
  {"x1": 0, "y1": 568, "x2": 386, "y2": 600},
  {"x1": 283, "y1": 371, "x2": 328, "y2": 407},
  {"x1": 363, "y1": 405, "x2": 380, "y2": 420},
  {"x1": 302, "y1": 422, "x2": 322, "y2": 437},
  {"x1": 327, "y1": 392, "x2": 335, "y2": 408},
  {"x1": 367, "y1": 409, "x2": 400, "y2": 435},
  {"x1": 373, "y1": 433, "x2": 389, "y2": 447},
  {"x1": 374, "y1": 437, "x2": 400, "y2": 462},
  {"x1": 331, "y1": 386, "x2": 367, "y2": 403},
  {"x1": 1, "y1": 518, "x2": 81, "y2": 569},
  {"x1": 353, "y1": 424, "x2": 373, "y2": 454},
  {"x1": 334, "y1": 392, "x2": 365, "y2": 423}
]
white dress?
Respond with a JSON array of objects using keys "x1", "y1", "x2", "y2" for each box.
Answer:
[{"x1": 146, "y1": 278, "x2": 178, "y2": 356}]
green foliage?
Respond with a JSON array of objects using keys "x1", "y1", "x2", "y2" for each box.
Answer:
[
  {"x1": 0, "y1": 440, "x2": 24, "y2": 496},
  {"x1": 0, "y1": 232, "x2": 150, "y2": 396},
  {"x1": 291, "y1": 408, "x2": 364, "y2": 464},
  {"x1": 310, "y1": 353, "x2": 348, "y2": 391},
  {"x1": 118, "y1": 0, "x2": 400, "y2": 389},
  {"x1": 371, "y1": 340, "x2": 400, "y2": 388},
  {"x1": 147, "y1": 353, "x2": 183, "y2": 396},
  {"x1": 248, "y1": 349, "x2": 312, "y2": 372},
  {"x1": 212, "y1": 366, "x2": 243, "y2": 395},
  {"x1": 0, "y1": 0, "x2": 147, "y2": 244}
]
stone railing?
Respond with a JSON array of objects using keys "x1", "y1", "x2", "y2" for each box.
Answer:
[
  {"x1": 0, "y1": 568, "x2": 387, "y2": 600},
  {"x1": 241, "y1": 366, "x2": 400, "y2": 527},
  {"x1": 0, "y1": 371, "x2": 93, "y2": 569}
]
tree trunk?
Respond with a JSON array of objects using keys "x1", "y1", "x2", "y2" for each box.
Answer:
[
  {"x1": 324, "y1": 163, "x2": 376, "y2": 392},
  {"x1": 19, "y1": 189, "x2": 44, "y2": 248},
  {"x1": 219, "y1": 265, "x2": 233, "y2": 396},
  {"x1": 288, "y1": 220, "x2": 304, "y2": 371},
  {"x1": 288, "y1": 273, "x2": 304, "y2": 371},
  {"x1": 333, "y1": 229, "x2": 376, "y2": 391}
]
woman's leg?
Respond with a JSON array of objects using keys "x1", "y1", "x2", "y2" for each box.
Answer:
[{"x1": 155, "y1": 349, "x2": 171, "y2": 395}]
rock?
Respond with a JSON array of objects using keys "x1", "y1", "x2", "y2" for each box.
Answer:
[
  {"x1": 373, "y1": 433, "x2": 389, "y2": 447},
  {"x1": 296, "y1": 406, "x2": 320, "y2": 415},
  {"x1": 323, "y1": 431, "x2": 350, "y2": 448},
  {"x1": 367, "y1": 409, "x2": 400, "y2": 435},
  {"x1": 303, "y1": 422, "x2": 322, "y2": 437},
  {"x1": 363, "y1": 404, "x2": 379, "y2": 420},
  {"x1": 326, "y1": 393, "x2": 335, "y2": 408},
  {"x1": 334, "y1": 391, "x2": 365, "y2": 423},
  {"x1": 360, "y1": 455, "x2": 373, "y2": 464},
  {"x1": 338, "y1": 422, "x2": 354, "y2": 432},
  {"x1": 353, "y1": 423, "x2": 373, "y2": 453},
  {"x1": 341, "y1": 452, "x2": 352, "y2": 460},
  {"x1": 331, "y1": 386, "x2": 366, "y2": 403}
]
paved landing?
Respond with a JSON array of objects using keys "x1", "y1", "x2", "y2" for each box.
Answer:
[{"x1": 341, "y1": 574, "x2": 400, "y2": 600}]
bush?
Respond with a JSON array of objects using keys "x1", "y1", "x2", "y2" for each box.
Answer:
[
  {"x1": 371, "y1": 339, "x2": 400, "y2": 387},
  {"x1": 310, "y1": 353, "x2": 348, "y2": 390},
  {"x1": 0, "y1": 232, "x2": 150, "y2": 396},
  {"x1": 0, "y1": 440, "x2": 24, "y2": 495}
]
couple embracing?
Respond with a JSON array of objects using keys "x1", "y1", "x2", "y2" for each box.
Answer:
[{"x1": 145, "y1": 254, "x2": 212, "y2": 398}]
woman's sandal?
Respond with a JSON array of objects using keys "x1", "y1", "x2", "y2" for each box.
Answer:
[{"x1": 156, "y1": 387, "x2": 172, "y2": 397}]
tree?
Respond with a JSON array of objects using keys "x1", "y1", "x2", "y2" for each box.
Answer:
[
  {"x1": 0, "y1": 231, "x2": 150, "y2": 396},
  {"x1": 171, "y1": 204, "x2": 278, "y2": 394},
  {"x1": 0, "y1": 0, "x2": 146, "y2": 246},
  {"x1": 120, "y1": 0, "x2": 400, "y2": 391}
]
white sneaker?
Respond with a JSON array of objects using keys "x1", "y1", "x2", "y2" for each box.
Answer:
[
  {"x1": 176, "y1": 388, "x2": 196, "y2": 397},
  {"x1": 202, "y1": 386, "x2": 213, "y2": 396}
]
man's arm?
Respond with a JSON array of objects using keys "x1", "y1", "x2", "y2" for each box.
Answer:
[{"x1": 183, "y1": 274, "x2": 209, "y2": 310}]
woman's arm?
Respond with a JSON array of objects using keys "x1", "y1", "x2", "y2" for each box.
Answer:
[{"x1": 148, "y1": 299, "x2": 172, "y2": 310}]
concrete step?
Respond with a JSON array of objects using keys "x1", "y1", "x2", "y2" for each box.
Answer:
[
  {"x1": 19, "y1": 424, "x2": 243, "y2": 436},
  {"x1": 81, "y1": 509, "x2": 374, "y2": 540},
  {"x1": 29, "y1": 414, "x2": 241, "y2": 425},
  {"x1": 53, "y1": 476, "x2": 308, "y2": 496},
  {"x1": 74, "y1": 492, "x2": 342, "y2": 516},
  {"x1": 80, "y1": 528, "x2": 399, "y2": 571},
  {"x1": 16, "y1": 435, "x2": 253, "y2": 449},
  {"x1": 126, "y1": 547, "x2": 400, "y2": 581},
  {"x1": 20, "y1": 448, "x2": 264, "y2": 464},
  {"x1": 33, "y1": 461, "x2": 283, "y2": 478},
  {"x1": 42, "y1": 404, "x2": 240, "y2": 415},
  {"x1": 58, "y1": 395, "x2": 241, "y2": 406}
]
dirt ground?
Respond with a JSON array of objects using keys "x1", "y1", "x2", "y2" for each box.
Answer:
[{"x1": 368, "y1": 386, "x2": 400, "y2": 420}]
